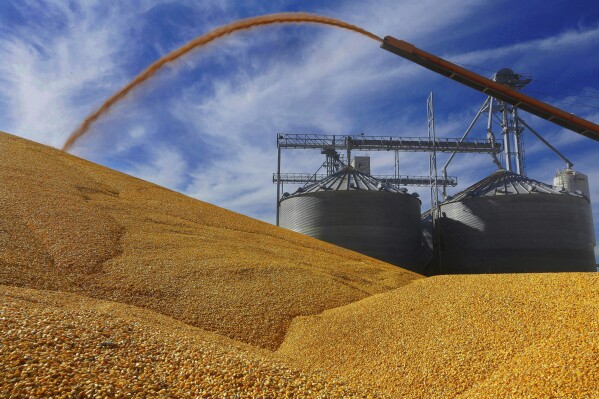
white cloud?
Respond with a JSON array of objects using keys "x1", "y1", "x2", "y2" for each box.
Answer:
[
  {"x1": 125, "y1": 145, "x2": 189, "y2": 189},
  {"x1": 0, "y1": 1, "x2": 134, "y2": 147},
  {"x1": 183, "y1": 143, "x2": 276, "y2": 218},
  {"x1": 454, "y1": 25, "x2": 599, "y2": 65}
]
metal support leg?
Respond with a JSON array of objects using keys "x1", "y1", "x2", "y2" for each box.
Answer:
[
  {"x1": 518, "y1": 117, "x2": 573, "y2": 169},
  {"x1": 441, "y1": 96, "x2": 491, "y2": 197},
  {"x1": 276, "y1": 145, "x2": 281, "y2": 226},
  {"x1": 501, "y1": 102, "x2": 512, "y2": 171},
  {"x1": 487, "y1": 98, "x2": 503, "y2": 169},
  {"x1": 512, "y1": 107, "x2": 523, "y2": 175},
  {"x1": 427, "y1": 92, "x2": 441, "y2": 272},
  {"x1": 394, "y1": 150, "x2": 399, "y2": 181}
]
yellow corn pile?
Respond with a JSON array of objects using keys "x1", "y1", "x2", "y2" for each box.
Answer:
[
  {"x1": 279, "y1": 273, "x2": 599, "y2": 398},
  {"x1": 0, "y1": 131, "x2": 420, "y2": 350},
  {"x1": 1, "y1": 285, "x2": 381, "y2": 398}
]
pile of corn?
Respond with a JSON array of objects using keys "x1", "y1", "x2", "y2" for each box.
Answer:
[
  {"x1": 1, "y1": 285, "x2": 380, "y2": 398},
  {"x1": 0, "y1": 131, "x2": 420, "y2": 349},
  {"x1": 2, "y1": 131, "x2": 598, "y2": 398},
  {"x1": 278, "y1": 273, "x2": 599, "y2": 398}
]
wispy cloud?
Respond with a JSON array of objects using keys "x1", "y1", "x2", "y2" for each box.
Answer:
[
  {"x1": 0, "y1": 0, "x2": 134, "y2": 147},
  {"x1": 453, "y1": 25, "x2": 599, "y2": 66},
  {"x1": 125, "y1": 145, "x2": 189, "y2": 189}
]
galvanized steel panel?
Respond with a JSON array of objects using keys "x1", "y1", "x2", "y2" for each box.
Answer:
[
  {"x1": 438, "y1": 194, "x2": 596, "y2": 273},
  {"x1": 280, "y1": 190, "x2": 423, "y2": 272}
]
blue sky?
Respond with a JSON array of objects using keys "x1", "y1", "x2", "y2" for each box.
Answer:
[{"x1": 2, "y1": 0, "x2": 599, "y2": 256}]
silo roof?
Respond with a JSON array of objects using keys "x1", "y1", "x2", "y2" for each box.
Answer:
[
  {"x1": 444, "y1": 170, "x2": 567, "y2": 203},
  {"x1": 283, "y1": 167, "x2": 409, "y2": 198}
]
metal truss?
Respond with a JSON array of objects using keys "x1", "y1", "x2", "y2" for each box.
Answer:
[
  {"x1": 273, "y1": 173, "x2": 457, "y2": 187},
  {"x1": 277, "y1": 133, "x2": 501, "y2": 153}
]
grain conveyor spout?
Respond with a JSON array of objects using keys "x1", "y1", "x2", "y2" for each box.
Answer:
[{"x1": 380, "y1": 36, "x2": 599, "y2": 142}]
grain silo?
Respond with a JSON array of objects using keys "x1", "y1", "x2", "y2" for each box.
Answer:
[
  {"x1": 435, "y1": 170, "x2": 596, "y2": 274},
  {"x1": 279, "y1": 167, "x2": 423, "y2": 272}
]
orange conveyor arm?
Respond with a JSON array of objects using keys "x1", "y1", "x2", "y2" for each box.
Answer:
[{"x1": 381, "y1": 36, "x2": 599, "y2": 142}]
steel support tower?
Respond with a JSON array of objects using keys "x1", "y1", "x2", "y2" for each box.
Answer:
[{"x1": 440, "y1": 68, "x2": 574, "y2": 198}]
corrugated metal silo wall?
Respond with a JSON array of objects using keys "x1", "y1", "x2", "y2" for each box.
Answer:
[
  {"x1": 280, "y1": 191, "x2": 423, "y2": 272},
  {"x1": 438, "y1": 194, "x2": 596, "y2": 273},
  {"x1": 419, "y1": 217, "x2": 436, "y2": 275}
]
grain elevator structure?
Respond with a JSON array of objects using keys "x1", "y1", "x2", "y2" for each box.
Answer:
[{"x1": 273, "y1": 38, "x2": 599, "y2": 275}]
